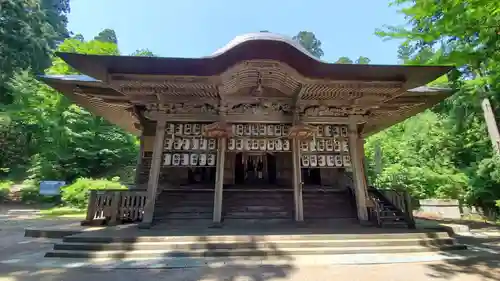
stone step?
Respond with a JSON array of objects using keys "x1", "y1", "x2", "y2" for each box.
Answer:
[
  {"x1": 52, "y1": 238, "x2": 456, "y2": 252},
  {"x1": 45, "y1": 244, "x2": 467, "y2": 259},
  {"x1": 155, "y1": 213, "x2": 213, "y2": 219},
  {"x1": 225, "y1": 206, "x2": 289, "y2": 212},
  {"x1": 225, "y1": 211, "x2": 291, "y2": 218},
  {"x1": 62, "y1": 231, "x2": 453, "y2": 244}
]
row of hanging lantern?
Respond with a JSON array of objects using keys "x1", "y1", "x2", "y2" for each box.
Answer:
[
  {"x1": 164, "y1": 122, "x2": 349, "y2": 140},
  {"x1": 164, "y1": 137, "x2": 218, "y2": 151},
  {"x1": 300, "y1": 138, "x2": 349, "y2": 153},
  {"x1": 163, "y1": 153, "x2": 216, "y2": 167},
  {"x1": 301, "y1": 154, "x2": 351, "y2": 167},
  {"x1": 227, "y1": 138, "x2": 291, "y2": 151}
]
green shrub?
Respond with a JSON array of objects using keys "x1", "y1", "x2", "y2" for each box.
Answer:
[
  {"x1": 0, "y1": 180, "x2": 12, "y2": 201},
  {"x1": 20, "y1": 185, "x2": 42, "y2": 204},
  {"x1": 61, "y1": 178, "x2": 127, "y2": 208}
]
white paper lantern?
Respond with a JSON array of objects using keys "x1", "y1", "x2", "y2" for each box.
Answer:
[
  {"x1": 310, "y1": 155, "x2": 318, "y2": 167},
  {"x1": 283, "y1": 139, "x2": 290, "y2": 151},
  {"x1": 267, "y1": 125, "x2": 274, "y2": 136},
  {"x1": 228, "y1": 138, "x2": 236, "y2": 150},
  {"x1": 236, "y1": 139, "x2": 244, "y2": 150},
  {"x1": 236, "y1": 124, "x2": 244, "y2": 136},
  {"x1": 174, "y1": 138, "x2": 183, "y2": 150},
  {"x1": 274, "y1": 125, "x2": 282, "y2": 136},
  {"x1": 333, "y1": 139, "x2": 341, "y2": 152},
  {"x1": 199, "y1": 139, "x2": 208, "y2": 150},
  {"x1": 251, "y1": 124, "x2": 259, "y2": 136},
  {"x1": 316, "y1": 125, "x2": 324, "y2": 137},
  {"x1": 163, "y1": 153, "x2": 172, "y2": 166},
  {"x1": 342, "y1": 140, "x2": 349, "y2": 152},
  {"x1": 182, "y1": 138, "x2": 190, "y2": 150},
  {"x1": 207, "y1": 154, "x2": 216, "y2": 166},
  {"x1": 259, "y1": 139, "x2": 267, "y2": 150},
  {"x1": 190, "y1": 154, "x2": 199, "y2": 166},
  {"x1": 301, "y1": 155, "x2": 310, "y2": 167},
  {"x1": 327, "y1": 155, "x2": 335, "y2": 167},
  {"x1": 184, "y1": 124, "x2": 192, "y2": 135},
  {"x1": 199, "y1": 154, "x2": 207, "y2": 166},
  {"x1": 259, "y1": 124, "x2": 267, "y2": 135},
  {"x1": 165, "y1": 138, "x2": 174, "y2": 150},
  {"x1": 244, "y1": 124, "x2": 251, "y2": 136},
  {"x1": 342, "y1": 155, "x2": 351, "y2": 167},
  {"x1": 325, "y1": 139, "x2": 334, "y2": 152},
  {"x1": 172, "y1": 154, "x2": 181, "y2": 166},
  {"x1": 275, "y1": 139, "x2": 283, "y2": 151},
  {"x1": 318, "y1": 155, "x2": 326, "y2": 167},
  {"x1": 267, "y1": 139, "x2": 275, "y2": 151},
  {"x1": 300, "y1": 141, "x2": 309, "y2": 152},
  {"x1": 317, "y1": 139, "x2": 325, "y2": 151},
  {"x1": 191, "y1": 138, "x2": 200, "y2": 150},
  {"x1": 208, "y1": 139, "x2": 217, "y2": 150},
  {"x1": 244, "y1": 139, "x2": 252, "y2": 151},
  {"x1": 340, "y1": 126, "x2": 348, "y2": 137},
  {"x1": 334, "y1": 155, "x2": 343, "y2": 167},
  {"x1": 332, "y1": 126, "x2": 340, "y2": 137},
  {"x1": 193, "y1": 124, "x2": 201, "y2": 135},
  {"x1": 324, "y1": 125, "x2": 332, "y2": 137},
  {"x1": 166, "y1": 123, "x2": 175, "y2": 135},
  {"x1": 252, "y1": 139, "x2": 259, "y2": 150},
  {"x1": 174, "y1": 124, "x2": 183, "y2": 136},
  {"x1": 181, "y1": 154, "x2": 190, "y2": 166}
]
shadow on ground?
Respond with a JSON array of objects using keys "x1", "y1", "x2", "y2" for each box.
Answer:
[
  {"x1": 420, "y1": 221, "x2": 500, "y2": 281},
  {"x1": 0, "y1": 234, "x2": 297, "y2": 281}
]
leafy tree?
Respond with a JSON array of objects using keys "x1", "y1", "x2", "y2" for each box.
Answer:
[
  {"x1": 131, "y1": 49, "x2": 157, "y2": 57},
  {"x1": 2, "y1": 38, "x2": 137, "y2": 181},
  {"x1": 371, "y1": 0, "x2": 500, "y2": 213},
  {"x1": 335, "y1": 57, "x2": 353, "y2": 64},
  {"x1": 292, "y1": 31, "x2": 324, "y2": 58},
  {"x1": 94, "y1": 28, "x2": 118, "y2": 44},
  {"x1": 0, "y1": 0, "x2": 69, "y2": 105},
  {"x1": 355, "y1": 56, "x2": 371, "y2": 64}
]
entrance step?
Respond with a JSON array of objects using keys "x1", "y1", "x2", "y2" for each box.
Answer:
[{"x1": 45, "y1": 231, "x2": 467, "y2": 259}]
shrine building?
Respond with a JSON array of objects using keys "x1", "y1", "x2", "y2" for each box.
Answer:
[{"x1": 41, "y1": 33, "x2": 452, "y2": 228}]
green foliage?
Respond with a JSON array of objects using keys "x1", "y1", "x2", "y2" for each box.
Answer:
[
  {"x1": 1, "y1": 37, "x2": 138, "y2": 181},
  {"x1": 372, "y1": 0, "x2": 500, "y2": 214},
  {"x1": 0, "y1": 180, "x2": 12, "y2": 201},
  {"x1": 131, "y1": 49, "x2": 157, "y2": 57},
  {"x1": 0, "y1": 0, "x2": 69, "y2": 105},
  {"x1": 293, "y1": 31, "x2": 324, "y2": 58},
  {"x1": 61, "y1": 178, "x2": 127, "y2": 208},
  {"x1": 93, "y1": 28, "x2": 118, "y2": 44}
]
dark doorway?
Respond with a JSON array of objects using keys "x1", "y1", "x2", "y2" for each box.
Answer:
[
  {"x1": 234, "y1": 153, "x2": 245, "y2": 184},
  {"x1": 302, "y1": 168, "x2": 322, "y2": 186},
  {"x1": 266, "y1": 153, "x2": 277, "y2": 184}
]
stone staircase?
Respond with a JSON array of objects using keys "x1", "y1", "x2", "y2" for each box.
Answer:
[
  {"x1": 153, "y1": 190, "x2": 214, "y2": 222},
  {"x1": 368, "y1": 187, "x2": 416, "y2": 228},
  {"x1": 44, "y1": 231, "x2": 467, "y2": 259},
  {"x1": 223, "y1": 190, "x2": 294, "y2": 221},
  {"x1": 302, "y1": 189, "x2": 357, "y2": 219}
]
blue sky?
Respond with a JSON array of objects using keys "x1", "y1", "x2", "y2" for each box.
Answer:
[{"x1": 67, "y1": 0, "x2": 406, "y2": 64}]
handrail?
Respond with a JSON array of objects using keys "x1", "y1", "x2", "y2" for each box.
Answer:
[
  {"x1": 368, "y1": 186, "x2": 415, "y2": 228},
  {"x1": 83, "y1": 190, "x2": 148, "y2": 225}
]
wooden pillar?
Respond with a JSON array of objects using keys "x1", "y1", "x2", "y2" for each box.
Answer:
[
  {"x1": 292, "y1": 138, "x2": 304, "y2": 221},
  {"x1": 348, "y1": 121, "x2": 369, "y2": 222},
  {"x1": 139, "y1": 119, "x2": 166, "y2": 228},
  {"x1": 213, "y1": 138, "x2": 226, "y2": 224}
]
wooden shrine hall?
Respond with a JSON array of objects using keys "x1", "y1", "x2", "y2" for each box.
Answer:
[{"x1": 41, "y1": 33, "x2": 453, "y2": 228}]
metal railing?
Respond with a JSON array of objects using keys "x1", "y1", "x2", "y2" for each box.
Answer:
[{"x1": 83, "y1": 189, "x2": 148, "y2": 225}]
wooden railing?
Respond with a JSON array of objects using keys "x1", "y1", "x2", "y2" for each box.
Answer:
[
  {"x1": 367, "y1": 187, "x2": 415, "y2": 228},
  {"x1": 83, "y1": 189, "x2": 148, "y2": 225}
]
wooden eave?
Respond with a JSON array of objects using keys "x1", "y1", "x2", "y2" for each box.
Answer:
[
  {"x1": 39, "y1": 75, "x2": 142, "y2": 136},
  {"x1": 56, "y1": 33, "x2": 453, "y2": 91}
]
